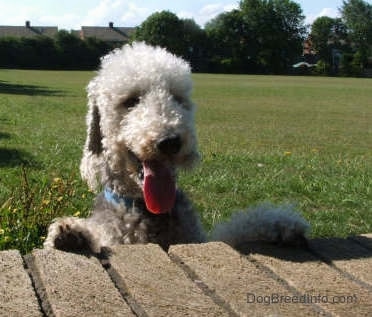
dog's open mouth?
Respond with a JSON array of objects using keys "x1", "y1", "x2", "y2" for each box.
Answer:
[{"x1": 129, "y1": 150, "x2": 176, "y2": 214}]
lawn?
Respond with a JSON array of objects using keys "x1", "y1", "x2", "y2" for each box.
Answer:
[{"x1": 1, "y1": 70, "x2": 371, "y2": 253}]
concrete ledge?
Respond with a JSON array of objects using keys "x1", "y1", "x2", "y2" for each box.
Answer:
[
  {"x1": 108, "y1": 243, "x2": 229, "y2": 316},
  {"x1": 24, "y1": 248, "x2": 133, "y2": 316},
  {"x1": 169, "y1": 242, "x2": 320, "y2": 316},
  {"x1": 0, "y1": 234, "x2": 371, "y2": 317},
  {"x1": 243, "y1": 240, "x2": 372, "y2": 316},
  {"x1": 308, "y1": 238, "x2": 372, "y2": 286},
  {"x1": 0, "y1": 250, "x2": 42, "y2": 317}
]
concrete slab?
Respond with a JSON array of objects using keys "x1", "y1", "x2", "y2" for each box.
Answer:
[
  {"x1": 246, "y1": 243, "x2": 372, "y2": 317},
  {"x1": 169, "y1": 242, "x2": 321, "y2": 317},
  {"x1": 309, "y1": 238, "x2": 372, "y2": 286},
  {"x1": 2, "y1": 236, "x2": 371, "y2": 316},
  {"x1": 0, "y1": 250, "x2": 42, "y2": 317},
  {"x1": 108, "y1": 243, "x2": 229, "y2": 316},
  {"x1": 25, "y1": 248, "x2": 134, "y2": 316}
]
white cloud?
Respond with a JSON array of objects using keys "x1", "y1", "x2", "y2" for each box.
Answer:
[
  {"x1": 0, "y1": 3, "x2": 40, "y2": 26},
  {"x1": 306, "y1": 7, "x2": 340, "y2": 24},
  {"x1": 0, "y1": 2, "x2": 81, "y2": 29},
  {"x1": 0, "y1": 1, "x2": 238, "y2": 29},
  {"x1": 80, "y1": 0, "x2": 149, "y2": 27},
  {"x1": 223, "y1": 3, "x2": 238, "y2": 12},
  {"x1": 120, "y1": 3, "x2": 150, "y2": 24},
  {"x1": 200, "y1": 4, "x2": 224, "y2": 16},
  {"x1": 192, "y1": 2, "x2": 238, "y2": 26},
  {"x1": 177, "y1": 10, "x2": 193, "y2": 20},
  {"x1": 80, "y1": 0, "x2": 119, "y2": 26},
  {"x1": 39, "y1": 14, "x2": 81, "y2": 30}
]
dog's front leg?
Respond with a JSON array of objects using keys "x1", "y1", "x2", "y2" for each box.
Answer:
[{"x1": 44, "y1": 216, "x2": 103, "y2": 254}]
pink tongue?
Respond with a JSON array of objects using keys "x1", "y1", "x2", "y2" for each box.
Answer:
[{"x1": 143, "y1": 160, "x2": 176, "y2": 214}]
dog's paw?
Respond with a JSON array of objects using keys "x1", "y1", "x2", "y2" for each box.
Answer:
[
  {"x1": 269, "y1": 212, "x2": 310, "y2": 247},
  {"x1": 53, "y1": 221, "x2": 91, "y2": 252},
  {"x1": 44, "y1": 217, "x2": 100, "y2": 254},
  {"x1": 211, "y1": 204, "x2": 310, "y2": 248},
  {"x1": 273, "y1": 224, "x2": 309, "y2": 247}
]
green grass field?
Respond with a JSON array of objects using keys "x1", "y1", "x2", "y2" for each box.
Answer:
[{"x1": 1, "y1": 69, "x2": 371, "y2": 253}]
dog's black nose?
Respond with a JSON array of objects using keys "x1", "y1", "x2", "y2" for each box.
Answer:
[{"x1": 157, "y1": 135, "x2": 182, "y2": 155}]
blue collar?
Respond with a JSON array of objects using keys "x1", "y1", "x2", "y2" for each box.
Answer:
[{"x1": 104, "y1": 187, "x2": 136, "y2": 209}]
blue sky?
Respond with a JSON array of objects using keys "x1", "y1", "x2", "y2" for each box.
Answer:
[{"x1": 0, "y1": 0, "x2": 364, "y2": 30}]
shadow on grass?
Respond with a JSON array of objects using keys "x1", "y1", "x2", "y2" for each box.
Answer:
[
  {"x1": 0, "y1": 80, "x2": 64, "y2": 96},
  {"x1": 0, "y1": 148, "x2": 40, "y2": 168},
  {"x1": 0, "y1": 132, "x2": 11, "y2": 140}
]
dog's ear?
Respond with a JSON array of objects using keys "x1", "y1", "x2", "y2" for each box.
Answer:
[
  {"x1": 80, "y1": 95, "x2": 104, "y2": 192},
  {"x1": 87, "y1": 105, "x2": 103, "y2": 154}
]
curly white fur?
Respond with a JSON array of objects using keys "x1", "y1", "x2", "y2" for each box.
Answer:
[
  {"x1": 44, "y1": 42, "x2": 310, "y2": 254},
  {"x1": 211, "y1": 204, "x2": 310, "y2": 248}
]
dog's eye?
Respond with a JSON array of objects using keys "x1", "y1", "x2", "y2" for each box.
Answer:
[
  {"x1": 174, "y1": 95, "x2": 192, "y2": 110},
  {"x1": 123, "y1": 96, "x2": 140, "y2": 109},
  {"x1": 174, "y1": 96, "x2": 184, "y2": 105}
]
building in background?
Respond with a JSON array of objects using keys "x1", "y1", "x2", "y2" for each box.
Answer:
[
  {"x1": 0, "y1": 21, "x2": 58, "y2": 38},
  {"x1": 0, "y1": 21, "x2": 134, "y2": 45}
]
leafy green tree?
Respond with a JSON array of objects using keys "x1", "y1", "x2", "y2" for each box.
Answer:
[
  {"x1": 134, "y1": 11, "x2": 185, "y2": 57},
  {"x1": 0, "y1": 37, "x2": 21, "y2": 68},
  {"x1": 311, "y1": 17, "x2": 348, "y2": 74},
  {"x1": 0, "y1": 33, "x2": 112, "y2": 70},
  {"x1": 181, "y1": 19, "x2": 208, "y2": 71},
  {"x1": 205, "y1": 10, "x2": 254, "y2": 73},
  {"x1": 239, "y1": 0, "x2": 306, "y2": 73},
  {"x1": 84, "y1": 37, "x2": 112, "y2": 69},
  {"x1": 55, "y1": 30, "x2": 86, "y2": 68},
  {"x1": 341, "y1": 0, "x2": 372, "y2": 70},
  {"x1": 0, "y1": 36, "x2": 57, "y2": 69},
  {"x1": 31, "y1": 36, "x2": 57, "y2": 68},
  {"x1": 206, "y1": 0, "x2": 306, "y2": 73},
  {"x1": 134, "y1": 11, "x2": 208, "y2": 70}
]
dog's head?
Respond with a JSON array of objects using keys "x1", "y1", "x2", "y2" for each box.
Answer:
[{"x1": 80, "y1": 42, "x2": 199, "y2": 214}]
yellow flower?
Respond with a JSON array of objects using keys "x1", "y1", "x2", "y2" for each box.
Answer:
[
  {"x1": 0, "y1": 229, "x2": 5, "y2": 235},
  {"x1": 73, "y1": 211, "x2": 81, "y2": 217},
  {"x1": 42, "y1": 199, "x2": 50, "y2": 206},
  {"x1": 53, "y1": 177, "x2": 62, "y2": 183},
  {"x1": 284, "y1": 151, "x2": 292, "y2": 156}
]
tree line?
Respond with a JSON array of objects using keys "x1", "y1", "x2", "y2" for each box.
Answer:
[
  {"x1": 0, "y1": 0, "x2": 371, "y2": 76},
  {"x1": 0, "y1": 31, "x2": 111, "y2": 70},
  {"x1": 310, "y1": 0, "x2": 372, "y2": 76}
]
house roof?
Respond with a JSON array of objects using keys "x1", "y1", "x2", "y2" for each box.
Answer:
[
  {"x1": 81, "y1": 25, "x2": 135, "y2": 42},
  {"x1": 0, "y1": 24, "x2": 58, "y2": 38},
  {"x1": 0, "y1": 22, "x2": 135, "y2": 43}
]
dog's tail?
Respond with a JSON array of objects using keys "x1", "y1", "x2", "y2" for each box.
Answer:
[{"x1": 209, "y1": 204, "x2": 310, "y2": 248}]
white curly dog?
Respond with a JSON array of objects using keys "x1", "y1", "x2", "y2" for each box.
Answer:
[{"x1": 44, "y1": 42, "x2": 309, "y2": 254}]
